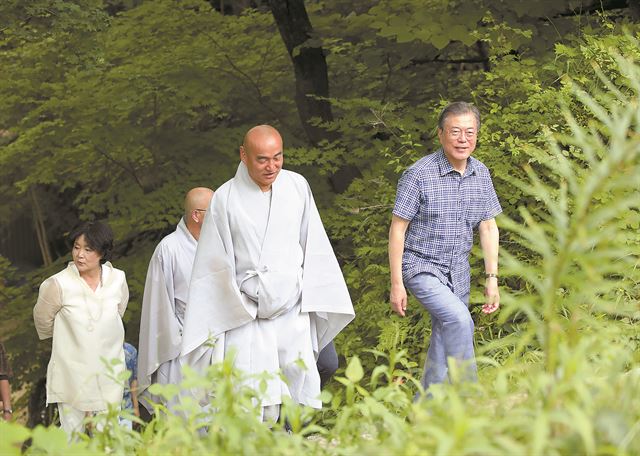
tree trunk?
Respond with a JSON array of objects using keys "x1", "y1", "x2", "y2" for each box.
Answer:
[
  {"x1": 29, "y1": 186, "x2": 52, "y2": 267},
  {"x1": 268, "y1": 0, "x2": 334, "y2": 145},
  {"x1": 629, "y1": 0, "x2": 640, "y2": 20},
  {"x1": 268, "y1": 0, "x2": 361, "y2": 192}
]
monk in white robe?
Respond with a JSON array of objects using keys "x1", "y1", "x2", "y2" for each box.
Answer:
[
  {"x1": 181, "y1": 125, "x2": 355, "y2": 417},
  {"x1": 137, "y1": 187, "x2": 213, "y2": 414}
]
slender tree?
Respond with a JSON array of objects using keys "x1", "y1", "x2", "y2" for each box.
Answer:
[{"x1": 268, "y1": 0, "x2": 334, "y2": 145}]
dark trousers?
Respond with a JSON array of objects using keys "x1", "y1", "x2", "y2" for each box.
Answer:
[{"x1": 316, "y1": 341, "x2": 338, "y2": 389}]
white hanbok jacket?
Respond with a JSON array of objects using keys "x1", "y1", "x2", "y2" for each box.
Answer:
[{"x1": 33, "y1": 261, "x2": 128, "y2": 411}]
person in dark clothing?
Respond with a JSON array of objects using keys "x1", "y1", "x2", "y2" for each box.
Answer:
[{"x1": 0, "y1": 342, "x2": 13, "y2": 421}]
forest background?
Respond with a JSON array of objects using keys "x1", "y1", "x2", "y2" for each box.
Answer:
[{"x1": 0, "y1": 0, "x2": 639, "y2": 454}]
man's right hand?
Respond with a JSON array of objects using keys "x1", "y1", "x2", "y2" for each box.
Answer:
[{"x1": 390, "y1": 283, "x2": 407, "y2": 317}]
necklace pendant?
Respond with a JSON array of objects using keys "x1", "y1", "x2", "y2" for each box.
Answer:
[{"x1": 88, "y1": 324, "x2": 94, "y2": 332}]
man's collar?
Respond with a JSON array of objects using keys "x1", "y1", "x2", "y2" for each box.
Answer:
[
  {"x1": 436, "y1": 149, "x2": 476, "y2": 177},
  {"x1": 177, "y1": 217, "x2": 198, "y2": 245},
  {"x1": 436, "y1": 149, "x2": 456, "y2": 176},
  {"x1": 464, "y1": 157, "x2": 476, "y2": 177}
]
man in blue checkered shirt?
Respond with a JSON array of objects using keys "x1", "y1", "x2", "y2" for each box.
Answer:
[{"x1": 389, "y1": 101, "x2": 501, "y2": 393}]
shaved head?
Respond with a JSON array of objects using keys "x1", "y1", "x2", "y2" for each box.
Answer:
[
  {"x1": 184, "y1": 187, "x2": 214, "y2": 240},
  {"x1": 242, "y1": 125, "x2": 282, "y2": 154},
  {"x1": 240, "y1": 125, "x2": 284, "y2": 191},
  {"x1": 184, "y1": 187, "x2": 213, "y2": 219}
]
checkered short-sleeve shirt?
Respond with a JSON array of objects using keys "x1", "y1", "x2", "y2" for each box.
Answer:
[{"x1": 393, "y1": 149, "x2": 502, "y2": 298}]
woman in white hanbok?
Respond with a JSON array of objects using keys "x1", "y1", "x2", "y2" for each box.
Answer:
[{"x1": 33, "y1": 221, "x2": 129, "y2": 439}]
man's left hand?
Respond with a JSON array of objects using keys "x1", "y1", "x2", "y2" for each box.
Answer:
[{"x1": 482, "y1": 277, "x2": 500, "y2": 314}]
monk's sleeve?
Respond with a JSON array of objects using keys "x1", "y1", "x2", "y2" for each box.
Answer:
[
  {"x1": 300, "y1": 179, "x2": 355, "y2": 350},
  {"x1": 182, "y1": 189, "x2": 246, "y2": 358},
  {"x1": 33, "y1": 278, "x2": 63, "y2": 340},
  {"x1": 138, "y1": 252, "x2": 182, "y2": 391}
]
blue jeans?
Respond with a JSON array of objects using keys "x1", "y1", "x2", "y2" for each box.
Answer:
[{"x1": 405, "y1": 273, "x2": 476, "y2": 391}]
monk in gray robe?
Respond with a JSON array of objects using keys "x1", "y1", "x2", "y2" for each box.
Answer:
[
  {"x1": 181, "y1": 125, "x2": 354, "y2": 420},
  {"x1": 137, "y1": 187, "x2": 213, "y2": 414}
]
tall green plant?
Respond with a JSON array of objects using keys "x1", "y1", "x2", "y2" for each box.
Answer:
[{"x1": 496, "y1": 47, "x2": 640, "y2": 376}]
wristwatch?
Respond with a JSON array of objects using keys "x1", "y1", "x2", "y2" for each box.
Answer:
[
  {"x1": 3, "y1": 408, "x2": 12, "y2": 414},
  {"x1": 485, "y1": 273, "x2": 499, "y2": 279}
]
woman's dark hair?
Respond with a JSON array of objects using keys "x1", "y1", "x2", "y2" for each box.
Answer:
[{"x1": 68, "y1": 221, "x2": 114, "y2": 264}]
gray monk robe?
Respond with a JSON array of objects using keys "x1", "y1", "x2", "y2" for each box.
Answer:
[
  {"x1": 181, "y1": 162, "x2": 354, "y2": 410},
  {"x1": 138, "y1": 219, "x2": 196, "y2": 412}
]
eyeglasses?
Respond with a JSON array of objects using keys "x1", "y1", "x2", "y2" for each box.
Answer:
[
  {"x1": 447, "y1": 128, "x2": 477, "y2": 139},
  {"x1": 194, "y1": 209, "x2": 207, "y2": 213}
]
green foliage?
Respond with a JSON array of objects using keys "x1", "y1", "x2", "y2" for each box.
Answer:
[
  {"x1": 2, "y1": 331, "x2": 639, "y2": 454},
  {"x1": 0, "y1": 0, "x2": 294, "y2": 239},
  {"x1": 498, "y1": 85, "x2": 640, "y2": 374},
  {"x1": 0, "y1": 255, "x2": 20, "y2": 309}
]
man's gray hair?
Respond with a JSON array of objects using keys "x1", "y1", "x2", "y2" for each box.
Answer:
[{"x1": 437, "y1": 102, "x2": 481, "y2": 130}]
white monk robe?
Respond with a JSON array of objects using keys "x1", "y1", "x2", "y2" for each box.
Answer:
[
  {"x1": 138, "y1": 218, "x2": 196, "y2": 412},
  {"x1": 181, "y1": 162, "x2": 355, "y2": 410}
]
